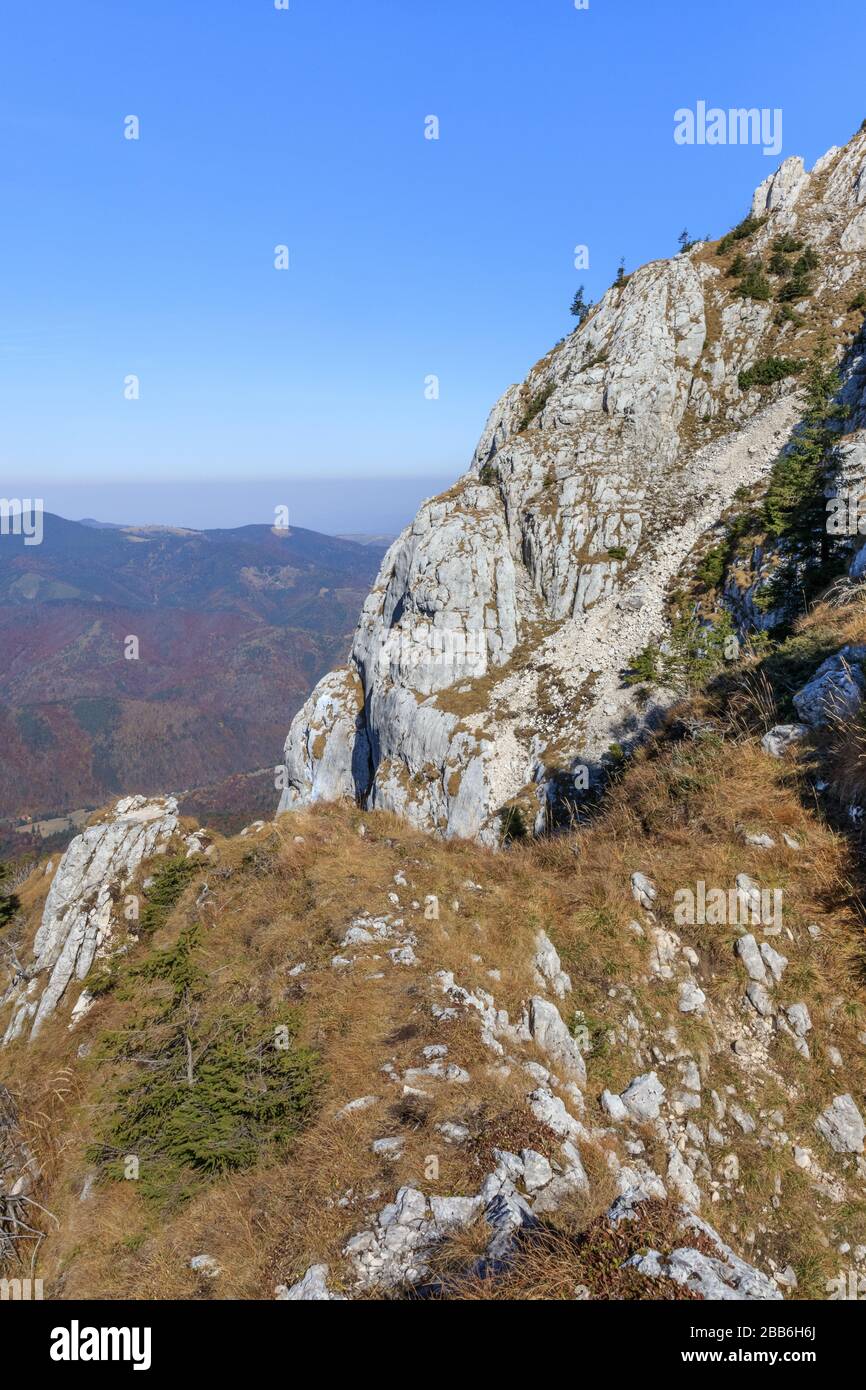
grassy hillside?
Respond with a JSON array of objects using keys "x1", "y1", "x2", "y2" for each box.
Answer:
[{"x1": 3, "y1": 581, "x2": 866, "y2": 1297}]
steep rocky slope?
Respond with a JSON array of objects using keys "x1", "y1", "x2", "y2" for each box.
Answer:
[
  {"x1": 279, "y1": 128, "x2": 866, "y2": 843},
  {"x1": 3, "y1": 590, "x2": 866, "y2": 1301},
  {"x1": 4, "y1": 126, "x2": 866, "y2": 1307}
]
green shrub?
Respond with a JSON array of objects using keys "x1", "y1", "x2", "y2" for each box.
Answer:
[
  {"x1": 139, "y1": 855, "x2": 201, "y2": 935},
  {"x1": 478, "y1": 462, "x2": 498, "y2": 486},
  {"x1": 771, "y1": 234, "x2": 804, "y2": 255},
  {"x1": 625, "y1": 612, "x2": 737, "y2": 694},
  {"x1": 734, "y1": 260, "x2": 772, "y2": 301},
  {"x1": 760, "y1": 346, "x2": 849, "y2": 611},
  {"x1": 519, "y1": 382, "x2": 555, "y2": 430},
  {"x1": 624, "y1": 646, "x2": 661, "y2": 686},
  {"x1": 777, "y1": 249, "x2": 817, "y2": 303},
  {"x1": 606, "y1": 545, "x2": 628, "y2": 561},
  {"x1": 849, "y1": 290, "x2": 866, "y2": 313},
  {"x1": 81, "y1": 958, "x2": 120, "y2": 998},
  {"x1": 88, "y1": 924, "x2": 321, "y2": 1208},
  {"x1": 570, "y1": 286, "x2": 593, "y2": 325},
  {"x1": 716, "y1": 214, "x2": 767, "y2": 256},
  {"x1": 696, "y1": 540, "x2": 729, "y2": 589},
  {"x1": 778, "y1": 274, "x2": 811, "y2": 303},
  {"x1": 738, "y1": 356, "x2": 805, "y2": 392}
]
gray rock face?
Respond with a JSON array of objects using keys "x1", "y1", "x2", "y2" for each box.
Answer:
[
  {"x1": 786, "y1": 1003, "x2": 812, "y2": 1038},
  {"x1": 602, "y1": 1089, "x2": 629, "y2": 1122},
  {"x1": 276, "y1": 1264, "x2": 346, "y2": 1301},
  {"x1": 760, "y1": 942, "x2": 788, "y2": 984},
  {"x1": 528, "y1": 996, "x2": 587, "y2": 1086},
  {"x1": 792, "y1": 647, "x2": 866, "y2": 728},
  {"x1": 761, "y1": 724, "x2": 808, "y2": 758},
  {"x1": 678, "y1": 979, "x2": 707, "y2": 1014},
  {"x1": 1, "y1": 796, "x2": 179, "y2": 1044},
  {"x1": 746, "y1": 981, "x2": 774, "y2": 1018},
  {"x1": 621, "y1": 1072, "x2": 666, "y2": 1122},
  {"x1": 616, "y1": 1188, "x2": 782, "y2": 1299},
  {"x1": 735, "y1": 934, "x2": 768, "y2": 983},
  {"x1": 631, "y1": 872, "x2": 657, "y2": 910},
  {"x1": 532, "y1": 930, "x2": 572, "y2": 999},
  {"x1": 628, "y1": 1241, "x2": 781, "y2": 1301},
  {"x1": 750, "y1": 156, "x2": 810, "y2": 219},
  {"x1": 278, "y1": 669, "x2": 371, "y2": 810},
  {"x1": 815, "y1": 1095, "x2": 866, "y2": 1154},
  {"x1": 276, "y1": 131, "x2": 866, "y2": 843}
]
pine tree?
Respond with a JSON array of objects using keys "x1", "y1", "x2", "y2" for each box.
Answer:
[
  {"x1": 570, "y1": 285, "x2": 592, "y2": 325},
  {"x1": 625, "y1": 611, "x2": 736, "y2": 693},
  {"x1": 762, "y1": 342, "x2": 848, "y2": 600}
]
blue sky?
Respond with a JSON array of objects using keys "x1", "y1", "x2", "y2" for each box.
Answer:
[{"x1": 1, "y1": 0, "x2": 865, "y2": 531}]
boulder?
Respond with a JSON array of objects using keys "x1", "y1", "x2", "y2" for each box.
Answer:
[
  {"x1": 528, "y1": 996, "x2": 586, "y2": 1085},
  {"x1": 621, "y1": 1072, "x2": 666, "y2": 1123},
  {"x1": 761, "y1": 725, "x2": 808, "y2": 758},
  {"x1": 631, "y1": 872, "x2": 658, "y2": 910},
  {"x1": 815, "y1": 1095, "x2": 866, "y2": 1154},
  {"x1": 792, "y1": 647, "x2": 866, "y2": 728},
  {"x1": 276, "y1": 1264, "x2": 346, "y2": 1301},
  {"x1": 3, "y1": 797, "x2": 179, "y2": 1044}
]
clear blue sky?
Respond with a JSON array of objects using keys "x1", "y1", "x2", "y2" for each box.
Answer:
[{"x1": 2, "y1": 0, "x2": 865, "y2": 530}]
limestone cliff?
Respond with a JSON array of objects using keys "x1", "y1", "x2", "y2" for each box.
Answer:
[
  {"x1": 279, "y1": 129, "x2": 866, "y2": 842},
  {"x1": 0, "y1": 796, "x2": 201, "y2": 1044}
]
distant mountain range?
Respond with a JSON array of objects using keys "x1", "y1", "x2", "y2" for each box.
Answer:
[{"x1": 0, "y1": 513, "x2": 385, "y2": 840}]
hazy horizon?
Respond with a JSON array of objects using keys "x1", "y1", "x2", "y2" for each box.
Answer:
[{"x1": 6, "y1": 475, "x2": 453, "y2": 536}]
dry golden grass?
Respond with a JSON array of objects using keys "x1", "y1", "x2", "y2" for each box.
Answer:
[
  {"x1": 415, "y1": 1197, "x2": 708, "y2": 1301},
  {"x1": 4, "y1": 603, "x2": 866, "y2": 1301}
]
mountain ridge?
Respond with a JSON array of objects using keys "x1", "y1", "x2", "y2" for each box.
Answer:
[
  {"x1": 0, "y1": 514, "x2": 385, "y2": 829},
  {"x1": 278, "y1": 126, "x2": 866, "y2": 844}
]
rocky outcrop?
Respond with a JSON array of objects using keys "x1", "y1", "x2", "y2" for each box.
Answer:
[
  {"x1": 624, "y1": 1204, "x2": 783, "y2": 1301},
  {"x1": 815, "y1": 1095, "x2": 866, "y2": 1154},
  {"x1": 1, "y1": 796, "x2": 180, "y2": 1044},
  {"x1": 275, "y1": 850, "x2": 828, "y2": 1301},
  {"x1": 283, "y1": 1185, "x2": 780, "y2": 1302},
  {"x1": 277, "y1": 864, "x2": 783, "y2": 1300},
  {"x1": 278, "y1": 128, "x2": 866, "y2": 843},
  {"x1": 792, "y1": 647, "x2": 866, "y2": 728}
]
